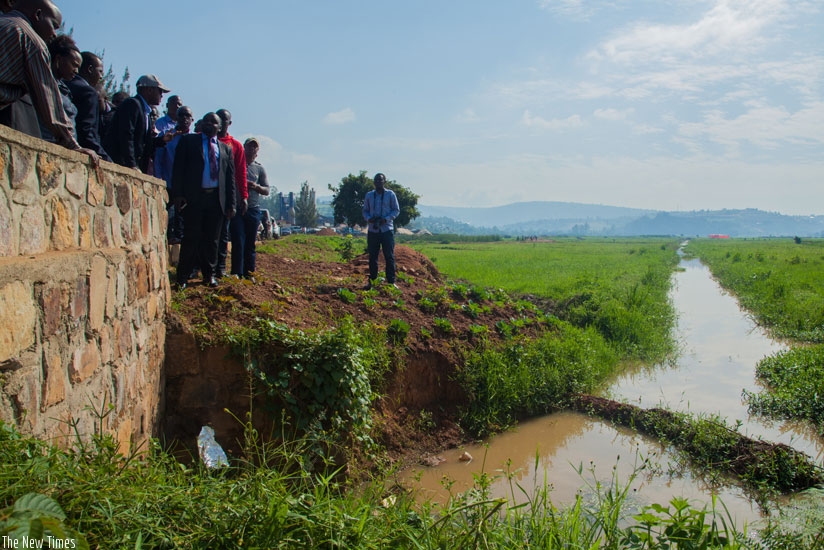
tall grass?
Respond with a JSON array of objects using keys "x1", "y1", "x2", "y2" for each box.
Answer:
[
  {"x1": 459, "y1": 318, "x2": 618, "y2": 436},
  {"x1": 744, "y1": 345, "x2": 824, "y2": 431},
  {"x1": 3, "y1": 421, "x2": 773, "y2": 549}
]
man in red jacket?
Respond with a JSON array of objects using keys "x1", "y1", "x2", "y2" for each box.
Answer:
[{"x1": 214, "y1": 108, "x2": 247, "y2": 278}]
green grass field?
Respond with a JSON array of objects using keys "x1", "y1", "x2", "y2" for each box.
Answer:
[{"x1": 410, "y1": 237, "x2": 682, "y2": 362}]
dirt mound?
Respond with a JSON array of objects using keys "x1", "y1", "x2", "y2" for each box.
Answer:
[{"x1": 168, "y1": 244, "x2": 548, "y2": 464}]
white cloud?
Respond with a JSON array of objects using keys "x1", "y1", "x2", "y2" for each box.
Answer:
[
  {"x1": 323, "y1": 107, "x2": 356, "y2": 125},
  {"x1": 455, "y1": 108, "x2": 480, "y2": 123},
  {"x1": 590, "y1": 0, "x2": 790, "y2": 66},
  {"x1": 593, "y1": 107, "x2": 634, "y2": 121},
  {"x1": 537, "y1": 0, "x2": 595, "y2": 20},
  {"x1": 522, "y1": 111, "x2": 584, "y2": 130},
  {"x1": 678, "y1": 101, "x2": 824, "y2": 149}
]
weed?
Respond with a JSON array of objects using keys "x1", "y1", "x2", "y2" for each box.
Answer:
[
  {"x1": 433, "y1": 317, "x2": 453, "y2": 334},
  {"x1": 387, "y1": 319, "x2": 410, "y2": 345},
  {"x1": 337, "y1": 287, "x2": 357, "y2": 304}
]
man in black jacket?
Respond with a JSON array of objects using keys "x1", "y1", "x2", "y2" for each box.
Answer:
[
  {"x1": 104, "y1": 73, "x2": 168, "y2": 172},
  {"x1": 66, "y1": 51, "x2": 110, "y2": 161},
  {"x1": 171, "y1": 112, "x2": 236, "y2": 289}
]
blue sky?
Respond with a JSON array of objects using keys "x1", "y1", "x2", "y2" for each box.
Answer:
[{"x1": 63, "y1": 1, "x2": 823, "y2": 215}]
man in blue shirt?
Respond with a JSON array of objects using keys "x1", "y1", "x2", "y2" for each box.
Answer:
[{"x1": 362, "y1": 172, "x2": 400, "y2": 289}]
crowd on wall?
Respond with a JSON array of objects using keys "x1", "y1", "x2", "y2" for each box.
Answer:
[{"x1": 0, "y1": 0, "x2": 271, "y2": 290}]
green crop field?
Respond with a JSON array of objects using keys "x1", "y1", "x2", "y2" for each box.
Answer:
[{"x1": 410, "y1": 237, "x2": 682, "y2": 362}]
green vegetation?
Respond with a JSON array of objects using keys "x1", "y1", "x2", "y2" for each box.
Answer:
[
  {"x1": 460, "y1": 319, "x2": 618, "y2": 436},
  {"x1": 411, "y1": 237, "x2": 680, "y2": 361},
  {"x1": 257, "y1": 234, "x2": 351, "y2": 262},
  {"x1": 573, "y1": 397, "x2": 823, "y2": 501},
  {"x1": 683, "y1": 238, "x2": 824, "y2": 342},
  {"x1": 745, "y1": 345, "x2": 824, "y2": 431},
  {"x1": 2, "y1": 421, "x2": 783, "y2": 549}
]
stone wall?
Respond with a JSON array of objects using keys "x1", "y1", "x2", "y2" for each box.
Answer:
[{"x1": 0, "y1": 124, "x2": 169, "y2": 451}]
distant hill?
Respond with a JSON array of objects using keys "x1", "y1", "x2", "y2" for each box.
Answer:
[{"x1": 408, "y1": 202, "x2": 824, "y2": 238}]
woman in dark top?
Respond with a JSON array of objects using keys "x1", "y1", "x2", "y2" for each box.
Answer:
[{"x1": 39, "y1": 34, "x2": 81, "y2": 143}]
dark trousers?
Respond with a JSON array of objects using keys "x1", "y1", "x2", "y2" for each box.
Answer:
[
  {"x1": 367, "y1": 230, "x2": 396, "y2": 283},
  {"x1": 217, "y1": 217, "x2": 230, "y2": 276},
  {"x1": 176, "y1": 191, "x2": 224, "y2": 284},
  {"x1": 230, "y1": 207, "x2": 262, "y2": 276},
  {"x1": 166, "y1": 202, "x2": 185, "y2": 243}
]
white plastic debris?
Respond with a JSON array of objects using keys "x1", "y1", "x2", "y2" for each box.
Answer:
[{"x1": 197, "y1": 426, "x2": 228, "y2": 469}]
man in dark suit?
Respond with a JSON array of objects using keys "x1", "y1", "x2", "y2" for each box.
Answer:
[
  {"x1": 104, "y1": 73, "x2": 168, "y2": 172},
  {"x1": 171, "y1": 112, "x2": 236, "y2": 289},
  {"x1": 66, "y1": 51, "x2": 111, "y2": 161}
]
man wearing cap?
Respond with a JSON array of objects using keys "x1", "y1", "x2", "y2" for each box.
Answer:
[
  {"x1": 104, "y1": 73, "x2": 169, "y2": 173},
  {"x1": 230, "y1": 137, "x2": 270, "y2": 281}
]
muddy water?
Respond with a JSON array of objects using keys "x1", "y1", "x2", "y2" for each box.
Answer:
[{"x1": 401, "y1": 255, "x2": 824, "y2": 524}]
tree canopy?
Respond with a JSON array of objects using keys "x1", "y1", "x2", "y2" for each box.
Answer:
[
  {"x1": 328, "y1": 171, "x2": 420, "y2": 229},
  {"x1": 294, "y1": 181, "x2": 318, "y2": 228}
]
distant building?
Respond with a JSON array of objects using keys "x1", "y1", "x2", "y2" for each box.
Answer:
[
  {"x1": 278, "y1": 192, "x2": 296, "y2": 225},
  {"x1": 708, "y1": 234, "x2": 730, "y2": 239}
]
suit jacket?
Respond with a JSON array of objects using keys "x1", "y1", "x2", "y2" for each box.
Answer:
[
  {"x1": 66, "y1": 75, "x2": 111, "y2": 161},
  {"x1": 103, "y1": 95, "x2": 153, "y2": 171},
  {"x1": 171, "y1": 133, "x2": 236, "y2": 215}
]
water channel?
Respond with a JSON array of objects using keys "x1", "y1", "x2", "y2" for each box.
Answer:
[{"x1": 400, "y1": 252, "x2": 824, "y2": 526}]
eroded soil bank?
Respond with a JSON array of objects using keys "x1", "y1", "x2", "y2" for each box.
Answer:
[{"x1": 164, "y1": 245, "x2": 546, "y2": 462}]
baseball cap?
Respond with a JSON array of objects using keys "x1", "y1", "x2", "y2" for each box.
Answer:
[
  {"x1": 136, "y1": 74, "x2": 170, "y2": 92},
  {"x1": 244, "y1": 137, "x2": 259, "y2": 146}
]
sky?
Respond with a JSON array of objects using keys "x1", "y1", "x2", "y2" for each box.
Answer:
[{"x1": 62, "y1": 1, "x2": 823, "y2": 215}]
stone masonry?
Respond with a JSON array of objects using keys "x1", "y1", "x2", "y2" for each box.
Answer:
[{"x1": 0, "y1": 124, "x2": 168, "y2": 451}]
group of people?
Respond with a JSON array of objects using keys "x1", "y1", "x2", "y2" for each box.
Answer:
[
  {"x1": 1, "y1": 0, "x2": 402, "y2": 291},
  {"x1": 0, "y1": 0, "x2": 271, "y2": 290}
]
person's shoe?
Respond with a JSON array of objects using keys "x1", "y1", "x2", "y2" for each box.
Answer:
[
  {"x1": 215, "y1": 270, "x2": 225, "y2": 279},
  {"x1": 362, "y1": 282, "x2": 372, "y2": 291},
  {"x1": 243, "y1": 274, "x2": 256, "y2": 284},
  {"x1": 207, "y1": 276, "x2": 219, "y2": 288},
  {"x1": 174, "y1": 281, "x2": 187, "y2": 291}
]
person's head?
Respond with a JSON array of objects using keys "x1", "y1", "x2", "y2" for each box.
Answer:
[
  {"x1": 373, "y1": 172, "x2": 387, "y2": 192},
  {"x1": 17, "y1": 0, "x2": 62, "y2": 43},
  {"x1": 165, "y1": 95, "x2": 182, "y2": 119},
  {"x1": 200, "y1": 112, "x2": 221, "y2": 138},
  {"x1": 111, "y1": 90, "x2": 128, "y2": 107},
  {"x1": 244, "y1": 137, "x2": 259, "y2": 164},
  {"x1": 135, "y1": 74, "x2": 169, "y2": 107},
  {"x1": 175, "y1": 106, "x2": 193, "y2": 133},
  {"x1": 78, "y1": 51, "x2": 104, "y2": 87},
  {"x1": 215, "y1": 108, "x2": 231, "y2": 137},
  {"x1": 48, "y1": 34, "x2": 81, "y2": 81},
  {"x1": 0, "y1": 0, "x2": 22, "y2": 13}
]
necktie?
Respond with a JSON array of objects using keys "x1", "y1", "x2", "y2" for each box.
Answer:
[{"x1": 208, "y1": 139, "x2": 218, "y2": 181}]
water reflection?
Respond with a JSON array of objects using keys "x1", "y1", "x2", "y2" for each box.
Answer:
[{"x1": 401, "y1": 254, "x2": 824, "y2": 524}]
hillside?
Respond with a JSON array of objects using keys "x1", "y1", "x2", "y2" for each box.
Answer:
[{"x1": 410, "y1": 202, "x2": 824, "y2": 237}]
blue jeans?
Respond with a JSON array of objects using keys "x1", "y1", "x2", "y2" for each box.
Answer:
[
  {"x1": 367, "y1": 230, "x2": 395, "y2": 283},
  {"x1": 230, "y1": 207, "x2": 262, "y2": 276}
]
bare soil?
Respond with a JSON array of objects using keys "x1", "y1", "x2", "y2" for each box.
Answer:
[{"x1": 169, "y1": 244, "x2": 548, "y2": 467}]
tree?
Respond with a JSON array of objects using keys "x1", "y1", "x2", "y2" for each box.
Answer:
[
  {"x1": 387, "y1": 181, "x2": 420, "y2": 229},
  {"x1": 294, "y1": 181, "x2": 318, "y2": 228},
  {"x1": 329, "y1": 171, "x2": 420, "y2": 228}
]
